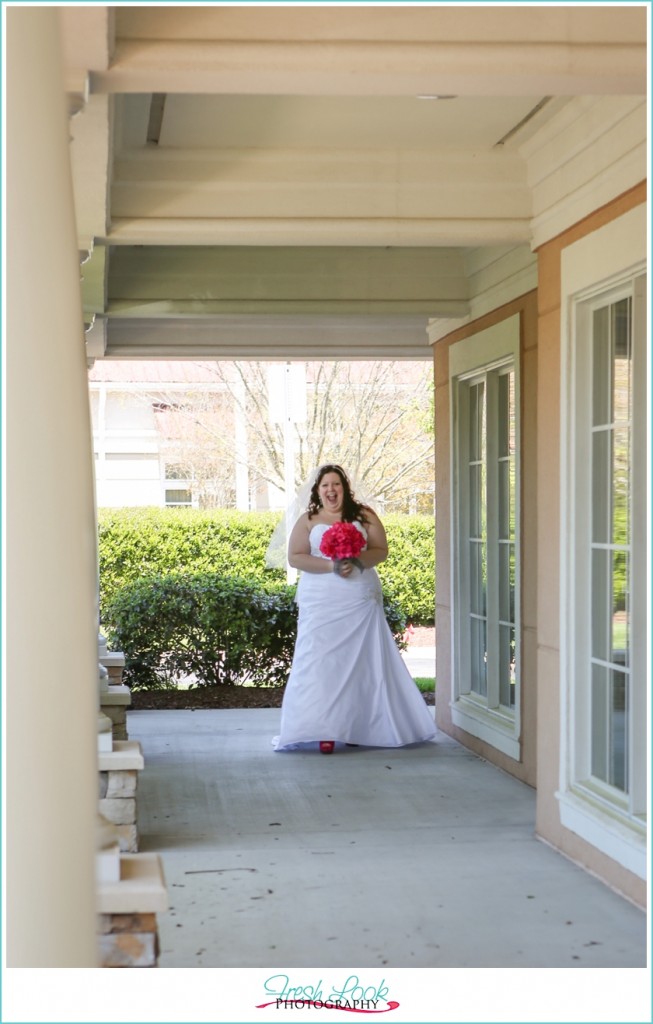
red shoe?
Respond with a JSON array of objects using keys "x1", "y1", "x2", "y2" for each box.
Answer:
[{"x1": 319, "y1": 741, "x2": 335, "y2": 754}]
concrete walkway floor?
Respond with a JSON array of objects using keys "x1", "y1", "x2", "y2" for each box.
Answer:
[
  {"x1": 402, "y1": 645, "x2": 436, "y2": 679},
  {"x1": 128, "y1": 708, "x2": 646, "y2": 969}
]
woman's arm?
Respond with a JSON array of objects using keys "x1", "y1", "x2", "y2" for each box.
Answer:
[
  {"x1": 287, "y1": 514, "x2": 334, "y2": 574},
  {"x1": 357, "y1": 509, "x2": 388, "y2": 569}
]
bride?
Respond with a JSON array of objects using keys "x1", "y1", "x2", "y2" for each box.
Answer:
[{"x1": 273, "y1": 464, "x2": 436, "y2": 753}]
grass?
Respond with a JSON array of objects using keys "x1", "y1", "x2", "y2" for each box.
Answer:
[{"x1": 413, "y1": 677, "x2": 436, "y2": 693}]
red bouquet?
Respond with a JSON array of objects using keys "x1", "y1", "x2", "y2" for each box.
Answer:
[{"x1": 319, "y1": 521, "x2": 366, "y2": 570}]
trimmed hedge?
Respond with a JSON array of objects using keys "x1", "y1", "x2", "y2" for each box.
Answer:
[
  {"x1": 105, "y1": 574, "x2": 297, "y2": 690},
  {"x1": 104, "y1": 572, "x2": 408, "y2": 691},
  {"x1": 98, "y1": 507, "x2": 280, "y2": 612},
  {"x1": 98, "y1": 507, "x2": 434, "y2": 626},
  {"x1": 376, "y1": 514, "x2": 435, "y2": 625}
]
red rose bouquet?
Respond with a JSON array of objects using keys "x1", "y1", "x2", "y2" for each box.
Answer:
[{"x1": 319, "y1": 521, "x2": 366, "y2": 574}]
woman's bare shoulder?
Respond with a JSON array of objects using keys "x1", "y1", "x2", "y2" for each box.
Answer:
[
  {"x1": 288, "y1": 512, "x2": 313, "y2": 553},
  {"x1": 362, "y1": 505, "x2": 382, "y2": 525}
]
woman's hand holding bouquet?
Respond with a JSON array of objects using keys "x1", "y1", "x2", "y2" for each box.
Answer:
[{"x1": 319, "y1": 521, "x2": 366, "y2": 576}]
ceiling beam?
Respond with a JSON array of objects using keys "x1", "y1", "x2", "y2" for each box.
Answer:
[
  {"x1": 102, "y1": 217, "x2": 531, "y2": 248},
  {"x1": 90, "y1": 39, "x2": 646, "y2": 97},
  {"x1": 104, "y1": 315, "x2": 438, "y2": 361},
  {"x1": 102, "y1": 244, "x2": 470, "y2": 318},
  {"x1": 108, "y1": 145, "x2": 532, "y2": 250},
  {"x1": 112, "y1": 5, "x2": 646, "y2": 44}
]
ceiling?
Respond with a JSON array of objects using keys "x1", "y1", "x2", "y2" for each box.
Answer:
[
  {"x1": 136, "y1": 94, "x2": 545, "y2": 151},
  {"x1": 62, "y1": 5, "x2": 647, "y2": 360}
]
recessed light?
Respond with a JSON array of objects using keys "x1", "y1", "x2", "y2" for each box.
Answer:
[{"x1": 416, "y1": 95, "x2": 457, "y2": 100}]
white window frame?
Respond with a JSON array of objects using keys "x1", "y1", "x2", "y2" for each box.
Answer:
[
  {"x1": 449, "y1": 315, "x2": 521, "y2": 760},
  {"x1": 161, "y1": 459, "x2": 197, "y2": 508},
  {"x1": 164, "y1": 486, "x2": 195, "y2": 508},
  {"x1": 559, "y1": 206, "x2": 647, "y2": 879}
]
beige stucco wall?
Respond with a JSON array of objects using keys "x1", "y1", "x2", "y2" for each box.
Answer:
[
  {"x1": 535, "y1": 182, "x2": 646, "y2": 908},
  {"x1": 433, "y1": 290, "x2": 539, "y2": 788}
]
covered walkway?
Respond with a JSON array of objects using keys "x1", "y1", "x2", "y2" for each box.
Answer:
[{"x1": 128, "y1": 708, "x2": 645, "y2": 969}]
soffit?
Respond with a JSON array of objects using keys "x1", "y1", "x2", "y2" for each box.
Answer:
[
  {"x1": 154, "y1": 95, "x2": 541, "y2": 151},
  {"x1": 69, "y1": 5, "x2": 646, "y2": 360}
]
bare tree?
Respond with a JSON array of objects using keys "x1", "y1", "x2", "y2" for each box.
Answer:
[
  {"x1": 137, "y1": 360, "x2": 435, "y2": 511},
  {"x1": 149, "y1": 388, "x2": 238, "y2": 508}
]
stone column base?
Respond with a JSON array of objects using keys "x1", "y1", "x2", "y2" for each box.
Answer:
[
  {"x1": 97, "y1": 852, "x2": 168, "y2": 968},
  {"x1": 98, "y1": 912, "x2": 159, "y2": 968},
  {"x1": 100, "y1": 684, "x2": 131, "y2": 741}
]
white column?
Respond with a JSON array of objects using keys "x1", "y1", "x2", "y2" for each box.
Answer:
[
  {"x1": 95, "y1": 381, "x2": 107, "y2": 505},
  {"x1": 282, "y1": 364, "x2": 299, "y2": 584},
  {"x1": 233, "y1": 376, "x2": 250, "y2": 510},
  {"x1": 6, "y1": 8, "x2": 99, "y2": 966}
]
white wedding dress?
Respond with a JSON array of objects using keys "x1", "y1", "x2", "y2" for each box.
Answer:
[{"x1": 273, "y1": 522, "x2": 436, "y2": 751}]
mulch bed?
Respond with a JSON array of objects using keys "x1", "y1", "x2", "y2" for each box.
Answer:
[
  {"x1": 130, "y1": 685, "x2": 288, "y2": 711},
  {"x1": 129, "y1": 682, "x2": 434, "y2": 710}
]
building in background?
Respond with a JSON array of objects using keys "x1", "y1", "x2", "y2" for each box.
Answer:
[{"x1": 89, "y1": 359, "x2": 435, "y2": 513}]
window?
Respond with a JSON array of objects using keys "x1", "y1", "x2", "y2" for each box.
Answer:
[
  {"x1": 162, "y1": 460, "x2": 196, "y2": 507},
  {"x1": 559, "y1": 206, "x2": 646, "y2": 879},
  {"x1": 589, "y1": 297, "x2": 631, "y2": 794},
  {"x1": 164, "y1": 463, "x2": 192, "y2": 481},
  {"x1": 165, "y1": 488, "x2": 193, "y2": 507},
  {"x1": 450, "y1": 316, "x2": 521, "y2": 759}
]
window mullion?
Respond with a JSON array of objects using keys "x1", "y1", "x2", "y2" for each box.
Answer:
[
  {"x1": 486, "y1": 371, "x2": 500, "y2": 709},
  {"x1": 456, "y1": 382, "x2": 472, "y2": 698},
  {"x1": 573, "y1": 303, "x2": 593, "y2": 785}
]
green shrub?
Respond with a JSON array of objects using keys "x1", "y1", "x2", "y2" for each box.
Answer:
[
  {"x1": 98, "y1": 507, "x2": 435, "y2": 629},
  {"x1": 104, "y1": 573, "x2": 296, "y2": 690},
  {"x1": 104, "y1": 571, "x2": 408, "y2": 691},
  {"x1": 98, "y1": 508, "x2": 283, "y2": 613},
  {"x1": 376, "y1": 514, "x2": 435, "y2": 624}
]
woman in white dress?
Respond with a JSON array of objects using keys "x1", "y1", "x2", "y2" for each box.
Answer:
[{"x1": 273, "y1": 464, "x2": 436, "y2": 753}]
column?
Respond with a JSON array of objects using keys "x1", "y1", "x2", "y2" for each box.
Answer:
[
  {"x1": 6, "y1": 8, "x2": 99, "y2": 965},
  {"x1": 233, "y1": 375, "x2": 250, "y2": 510}
]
